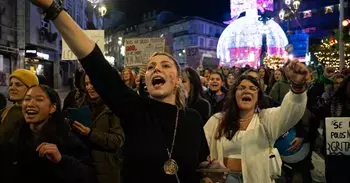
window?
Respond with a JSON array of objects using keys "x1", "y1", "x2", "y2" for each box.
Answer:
[
  {"x1": 209, "y1": 39, "x2": 214, "y2": 48},
  {"x1": 209, "y1": 26, "x2": 214, "y2": 36},
  {"x1": 199, "y1": 24, "x2": 204, "y2": 34},
  {"x1": 199, "y1": 38, "x2": 205, "y2": 47},
  {"x1": 189, "y1": 35, "x2": 198, "y2": 46}
]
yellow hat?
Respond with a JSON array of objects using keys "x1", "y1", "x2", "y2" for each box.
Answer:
[{"x1": 9, "y1": 69, "x2": 39, "y2": 87}]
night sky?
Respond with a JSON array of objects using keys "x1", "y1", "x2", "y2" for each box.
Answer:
[{"x1": 112, "y1": 0, "x2": 230, "y2": 24}]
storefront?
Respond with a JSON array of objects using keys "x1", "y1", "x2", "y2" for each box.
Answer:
[{"x1": 25, "y1": 47, "x2": 57, "y2": 88}]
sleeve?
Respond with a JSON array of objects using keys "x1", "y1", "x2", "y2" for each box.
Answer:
[
  {"x1": 89, "y1": 115, "x2": 125, "y2": 151},
  {"x1": 54, "y1": 134, "x2": 96, "y2": 183},
  {"x1": 55, "y1": 155, "x2": 96, "y2": 183},
  {"x1": 198, "y1": 126, "x2": 210, "y2": 164},
  {"x1": 80, "y1": 45, "x2": 143, "y2": 121},
  {"x1": 260, "y1": 91, "x2": 307, "y2": 142},
  {"x1": 203, "y1": 113, "x2": 221, "y2": 150}
]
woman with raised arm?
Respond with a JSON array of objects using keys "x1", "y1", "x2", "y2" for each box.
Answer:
[
  {"x1": 204, "y1": 60, "x2": 308, "y2": 183},
  {"x1": 30, "y1": 1, "x2": 209, "y2": 183}
]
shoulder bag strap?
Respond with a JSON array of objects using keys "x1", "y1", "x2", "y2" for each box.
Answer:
[{"x1": 259, "y1": 115, "x2": 273, "y2": 154}]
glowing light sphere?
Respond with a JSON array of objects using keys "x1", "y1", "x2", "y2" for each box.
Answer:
[{"x1": 217, "y1": 10, "x2": 288, "y2": 67}]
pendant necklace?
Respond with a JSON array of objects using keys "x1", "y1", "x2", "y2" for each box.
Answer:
[{"x1": 163, "y1": 108, "x2": 181, "y2": 183}]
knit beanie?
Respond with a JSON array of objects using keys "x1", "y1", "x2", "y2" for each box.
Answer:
[{"x1": 9, "y1": 69, "x2": 39, "y2": 87}]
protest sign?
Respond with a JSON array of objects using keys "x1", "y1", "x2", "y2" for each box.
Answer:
[
  {"x1": 62, "y1": 30, "x2": 105, "y2": 60},
  {"x1": 325, "y1": 117, "x2": 350, "y2": 155},
  {"x1": 124, "y1": 38, "x2": 165, "y2": 67}
]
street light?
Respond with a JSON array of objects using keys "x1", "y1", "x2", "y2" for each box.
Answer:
[
  {"x1": 87, "y1": 0, "x2": 101, "y2": 8},
  {"x1": 98, "y1": 5, "x2": 107, "y2": 17},
  {"x1": 279, "y1": 0, "x2": 302, "y2": 21}
]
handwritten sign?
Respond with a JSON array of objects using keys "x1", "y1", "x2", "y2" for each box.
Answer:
[
  {"x1": 61, "y1": 30, "x2": 105, "y2": 60},
  {"x1": 326, "y1": 117, "x2": 350, "y2": 155},
  {"x1": 124, "y1": 38, "x2": 165, "y2": 67}
]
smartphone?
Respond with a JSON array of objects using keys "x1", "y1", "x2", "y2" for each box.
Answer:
[{"x1": 66, "y1": 106, "x2": 92, "y2": 128}]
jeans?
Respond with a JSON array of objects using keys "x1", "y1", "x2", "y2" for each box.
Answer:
[{"x1": 225, "y1": 172, "x2": 243, "y2": 183}]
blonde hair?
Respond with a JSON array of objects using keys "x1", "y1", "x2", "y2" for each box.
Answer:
[{"x1": 149, "y1": 52, "x2": 186, "y2": 109}]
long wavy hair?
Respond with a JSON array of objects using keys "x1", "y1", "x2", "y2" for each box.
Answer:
[
  {"x1": 216, "y1": 75, "x2": 263, "y2": 140},
  {"x1": 122, "y1": 68, "x2": 136, "y2": 89},
  {"x1": 149, "y1": 52, "x2": 186, "y2": 109}
]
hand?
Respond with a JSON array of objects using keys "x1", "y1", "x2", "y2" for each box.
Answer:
[
  {"x1": 72, "y1": 121, "x2": 91, "y2": 136},
  {"x1": 284, "y1": 60, "x2": 309, "y2": 85},
  {"x1": 139, "y1": 67, "x2": 146, "y2": 78},
  {"x1": 36, "y1": 142, "x2": 62, "y2": 163},
  {"x1": 287, "y1": 137, "x2": 304, "y2": 152},
  {"x1": 30, "y1": 0, "x2": 53, "y2": 9}
]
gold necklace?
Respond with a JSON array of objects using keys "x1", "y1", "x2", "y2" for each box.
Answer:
[{"x1": 163, "y1": 108, "x2": 180, "y2": 182}]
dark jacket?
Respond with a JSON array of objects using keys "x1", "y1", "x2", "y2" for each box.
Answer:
[
  {"x1": 82, "y1": 101, "x2": 125, "y2": 183},
  {"x1": 0, "y1": 93, "x2": 6, "y2": 111},
  {"x1": 188, "y1": 98, "x2": 211, "y2": 125},
  {"x1": 0, "y1": 118, "x2": 95, "y2": 183},
  {"x1": 204, "y1": 87, "x2": 228, "y2": 114},
  {"x1": 0, "y1": 105, "x2": 24, "y2": 144}
]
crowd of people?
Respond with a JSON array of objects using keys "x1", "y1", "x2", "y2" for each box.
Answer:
[{"x1": 0, "y1": 0, "x2": 349, "y2": 183}]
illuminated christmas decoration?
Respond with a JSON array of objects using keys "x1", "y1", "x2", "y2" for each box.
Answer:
[
  {"x1": 263, "y1": 55, "x2": 287, "y2": 69},
  {"x1": 314, "y1": 38, "x2": 350, "y2": 70},
  {"x1": 226, "y1": 0, "x2": 274, "y2": 23},
  {"x1": 217, "y1": 9, "x2": 288, "y2": 68}
]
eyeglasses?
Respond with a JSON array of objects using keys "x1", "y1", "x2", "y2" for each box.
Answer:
[{"x1": 237, "y1": 85, "x2": 259, "y2": 92}]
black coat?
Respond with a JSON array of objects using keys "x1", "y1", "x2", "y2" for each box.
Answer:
[
  {"x1": 204, "y1": 88, "x2": 227, "y2": 114},
  {"x1": 0, "y1": 119, "x2": 96, "y2": 183}
]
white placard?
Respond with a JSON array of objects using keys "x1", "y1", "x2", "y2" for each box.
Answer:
[
  {"x1": 326, "y1": 117, "x2": 350, "y2": 155},
  {"x1": 61, "y1": 30, "x2": 105, "y2": 60},
  {"x1": 124, "y1": 38, "x2": 165, "y2": 67}
]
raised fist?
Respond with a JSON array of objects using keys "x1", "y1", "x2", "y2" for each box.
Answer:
[{"x1": 284, "y1": 60, "x2": 309, "y2": 85}]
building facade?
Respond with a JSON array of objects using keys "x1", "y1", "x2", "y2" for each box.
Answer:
[
  {"x1": 0, "y1": 0, "x2": 18, "y2": 82},
  {"x1": 106, "y1": 12, "x2": 226, "y2": 69}
]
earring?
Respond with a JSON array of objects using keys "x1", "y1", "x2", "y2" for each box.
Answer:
[{"x1": 255, "y1": 106, "x2": 260, "y2": 113}]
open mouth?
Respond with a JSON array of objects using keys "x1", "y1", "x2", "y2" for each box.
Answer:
[
  {"x1": 211, "y1": 83, "x2": 219, "y2": 87},
  {"x1": 242, "y1": 96, "x2": 252, "y2": 102},
  {"x1": 151, "y1": 76, "x2": 166, "y2": 88},
  {"x1": 25, "y1": 109, "x2": 39, "y2": 116}
]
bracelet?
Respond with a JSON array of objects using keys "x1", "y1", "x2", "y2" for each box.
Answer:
[
  {"x1": 291, "y1": 86, "x2": 306, "y2": 94},
  {"x1": 290, "y1": 81, "x2": 306, "y2": 90},
  {"x1": 44, "y1": 0, "x2": 65, "y2": 21}
]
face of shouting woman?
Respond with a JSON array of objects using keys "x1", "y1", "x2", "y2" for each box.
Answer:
[
  {"x1": 145, "y1": 54, "x2": 181, "y2": 104},
  {"x1": 235, "y1": 79, "x2": 259, "y2": 111}
]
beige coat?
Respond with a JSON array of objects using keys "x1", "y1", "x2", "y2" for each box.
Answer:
[{"x1": 204, "y1": 91, "x2": 307, "y2": 183}]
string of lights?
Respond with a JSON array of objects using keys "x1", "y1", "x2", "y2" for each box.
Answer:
[
  {"x1": 314, "y1": 38, "x2": 350, "y2": 70},
  {"x1": 263, "y1": 55, "x2": 287, "y2": 69}
]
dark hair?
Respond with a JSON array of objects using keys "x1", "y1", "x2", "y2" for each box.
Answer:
[
  {"x1": 268, "y1": 68, "x2": 285, "y2": 89},
  {"x1": 75, "y1": 69, "x2": 86, "y2": 91},
  {"x1": 258, "y1": 67, "x2": 270, "y2": 85},
  {"x1": 243, "y1": 69, "x2": 259, "y2": 78},
  {"x1": 216, "y1": 75, "x2": 263, "y2": 140},
  {"x1": 209, "y1": 71, "x2": 224, "y2": 81},
  {"x1": 24, "y1": 85, "x2": 69, "y2": 144},
  {"x1": 183, "y1": 67, "x2": 205, "y2": 105}
]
